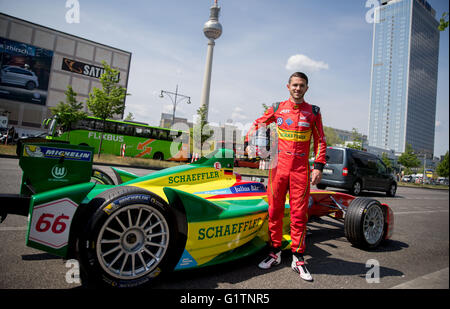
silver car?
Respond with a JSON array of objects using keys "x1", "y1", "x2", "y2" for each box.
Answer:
[{"x1": 0, "y1": 65, "x2": 39, "y2": 90}]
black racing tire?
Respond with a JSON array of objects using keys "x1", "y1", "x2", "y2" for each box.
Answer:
[
  {"x1": 91, "y1": 168, "x2": 116, "y2": 185},
  {"x1": 316, "y1": 183, "x2": 327, "y2": 190},
  {"x1": 386, "y1": 182, "x2": 397, "y2": 197},
  {"x1": 349, "y1": 179, "x2": 362, "y2": 196},
  {"x1": 344, "y1": 198, "x2": 385, "y2": 249},
  {"x1": 77, "y1": 186, "x2": 182, "y2": 288}
]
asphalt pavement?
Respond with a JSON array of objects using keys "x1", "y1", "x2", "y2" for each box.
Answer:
[{"x1": 0, "y1": 158, "x2": 448, "y2": 290}]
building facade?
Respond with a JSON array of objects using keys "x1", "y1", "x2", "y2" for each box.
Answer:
[
  {"x1": 0, "y1": 13, "x2": 131, "y2": 136},
  {"x1": 368, "y1": 0, "x2": 440, "y2": 157}
]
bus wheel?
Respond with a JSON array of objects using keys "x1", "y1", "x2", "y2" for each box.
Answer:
[
  {"x1": 153, "y1": 152, "x2": 164, "y2": 160},
  {"x1": 91, "y1": 168, "x2": 116, "y2": 185}
]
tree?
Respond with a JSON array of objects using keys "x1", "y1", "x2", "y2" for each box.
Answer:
[
  {"x1": 347, "y1": 128, "x2": 364, "y2": 150},
  {"x1": 192, "y1": 104, "x2": 213, "y2": 156},
  {"x1": 323, "y1": 126, "x2": 343, "y2": 146},
  {"x1": 436, "y1": 151, "x2": 449, "y2": 177},
  {"x1": 124, "y1": 112, "x2": 134, "y2": 121},
  {"x1": 438, "y1": 12, "x2": 449, "y2": 31},
  {"x1": 381, "y1": 152, "x2": 392, "y2": 169},
  {"x1": 86, "y1": 61, "x2": 129, "y2": 157},
  {"x1": 398, "y1": 143, "x2": 421, "y2": 174},
  {"x1": 50, "y1": 85, "x2": 86, "y2": 141}
]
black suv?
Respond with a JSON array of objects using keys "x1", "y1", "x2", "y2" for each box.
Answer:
[{"x1": 317, "y1": 146, "x2": 397, "y2": 197}]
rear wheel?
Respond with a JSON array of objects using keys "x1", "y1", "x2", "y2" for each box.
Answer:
[
  {"x1": 153, "y1": 152, "x2": 164, "y2": 160},
  {"x1": 349, "y1": 180, "x2": 362, "y2": 196},
  {"x1": 344, "y1": 198, "x2": 385, "y2": 249},
  {"x1": 91, "y1": 168, "x2": 115, "y2": 185},
  {"x1": 77, "y1": 186, "x2": 180, "y2": 288}
]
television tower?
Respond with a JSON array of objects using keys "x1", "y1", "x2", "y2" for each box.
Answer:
[{"x1": 200, "y1": 0, "x2": 222, "y2": 122}]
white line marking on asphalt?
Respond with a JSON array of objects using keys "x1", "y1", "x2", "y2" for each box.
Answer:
[
  {"x1": 0, "y1": 226, "x2": 28, "y2": 231},
  {"x1": 391, "y1": 267, "x2": 449, "y2": 289},
  {"x1": 394, "y1": 210, "x2": 449, "y2": 215}
]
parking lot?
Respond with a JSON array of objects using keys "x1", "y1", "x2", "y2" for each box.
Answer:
[{"x1": 0, "y1": 158, "x2": 448, "y2": 290}]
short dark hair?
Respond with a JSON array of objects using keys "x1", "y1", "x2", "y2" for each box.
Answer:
[{"x1": 289, "y1": 72, "x2": 309, "y2": 85}]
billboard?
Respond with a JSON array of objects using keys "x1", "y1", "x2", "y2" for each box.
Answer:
[
  {"x1": 0, "y1": 37, "x2": 53, "y2": 105},
  {"x1": 62, "y1": 57, "x2": 120, "y2": 80}
]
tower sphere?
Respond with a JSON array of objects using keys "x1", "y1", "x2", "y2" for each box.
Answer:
[{"x1": 203, "y1": 19, "x2": 222, "y2": 40}]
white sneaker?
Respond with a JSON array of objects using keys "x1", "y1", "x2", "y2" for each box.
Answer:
[
  {"x1": 258, "y1": 250, "x2": 281, "y2": 269},
  {"x1": 291, "y1": 255, "x2": 313, "y2": 281}
]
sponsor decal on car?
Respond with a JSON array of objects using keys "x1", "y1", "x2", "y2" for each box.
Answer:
[
  {"x1": 23, "y1": 145, "x2": 92, "y2": 162},
  {"x1": 197, "y1": 216, "x2": 263, "y2": 240},
  {"x1": 168, "y1": 171, "x2": 220, "y2": 185}
]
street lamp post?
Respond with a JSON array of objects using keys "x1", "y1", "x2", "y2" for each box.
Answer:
[
  {"x1": 159, "y1": 85, "x2": 191, "y2": 127},
  {"x1": 200, "y1": 0, "x2": 222, "y2": 122}
]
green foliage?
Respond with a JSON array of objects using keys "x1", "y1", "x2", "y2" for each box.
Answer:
[
  {"x1": 50, "y1": 85, "x2": 86, "y2": 140},
  {"x1": 86, "y1": 61, "x2": 128, "y2": 120},
  {"x1": 323, "y1": 126, "x2": 343, "y2": 146},
  {"x1": 86, "y1": 61, "x2": 129, "y2": 156},
  {"x1": 381, "y1": 152, "x2": 392, "y2": 169},
  {"x1": 192, "y1": 104, "x2": 213, "y2": 155},
  {"x1": 346, "y1": 128, "x2": 364, "y2": 150},
  {"x1": 436, "y1": 151, "x2": 449, "y2": 177},
  {"x1": 438, "y1": 12, "x2": 449, "y2": 31},
  {"x1": 398, "y1": 144, "x2": 421, "y2": 171},
  {"x1": 124, "y1": 112, "x2": 134, "y2": 121}
]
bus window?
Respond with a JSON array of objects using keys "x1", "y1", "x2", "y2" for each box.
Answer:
[
  {"x1": 145, "y1": 128, "x2": 153, "y2": 139},
  {"x1": 75, "y1": 119, "x2": 94, "y2": 131},
  {"x1": 150, "y1": 128, "x2": 159, "y2": 139},
  {"x1": 117, "y1": 123, "x2": 126, "y2": 135},
  {"x1": 117, "y1": 123, "x2": 135, "y2": 136},
  {"x1": 157, "y1": 130, "x2": 169, "y2": 141},
  {"x1": 124, "y1": 124, "x2": 135, "y2": 136},
  {"x1": 105, "y1": 121, "x2": 117, "y2": 134},
  {"x1": 94, "y1": 120, "x2": 104, "y2": 132}
]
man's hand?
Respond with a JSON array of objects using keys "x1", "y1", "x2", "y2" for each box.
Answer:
[{"x1": 311, "y1": 169, "x2": 323, "y2": 186}]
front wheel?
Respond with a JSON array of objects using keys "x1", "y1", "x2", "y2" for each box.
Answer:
[
  {"x1": 386, "y1": 182, "x2": 397, "y2": 197},
  {"x1": 316, "y1": 183, "x2": 327, "y2": 190},
  {"x1": 344, "y1": 198, "x2": 385, "y2": 249},
  {"x1": 77, "y1": 186, "x2": 180, "y2": 288}
]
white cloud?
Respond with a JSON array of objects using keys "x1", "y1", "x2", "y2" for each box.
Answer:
[
  {"x1": 285, "y1": 54, "x2": 329, "y2": 72},
  {"x1": 231, "y1": 106, "x2": 249, "y2": 122},
  {"x1": 436, "y1": 120, "x2": 441, "y2": 127}
]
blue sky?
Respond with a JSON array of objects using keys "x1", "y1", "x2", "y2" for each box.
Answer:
[{"x1": 1, "y1": 0, "x2": 448, "y2": 156}]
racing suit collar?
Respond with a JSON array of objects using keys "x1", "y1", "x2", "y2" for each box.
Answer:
[{"x1": 288, "y1": 98, "x2": 308, "y2": 108}]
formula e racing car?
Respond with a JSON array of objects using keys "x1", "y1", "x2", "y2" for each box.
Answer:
[{"x1": 0, "y1": 141, "x2": 394, "y2": 288}]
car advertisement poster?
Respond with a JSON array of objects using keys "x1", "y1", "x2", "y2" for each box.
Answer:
[{"x1": 0, "y1": 37, "x2": 53, "y2": 105}]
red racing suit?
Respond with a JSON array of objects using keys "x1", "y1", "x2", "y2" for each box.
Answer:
[{"x1": 246, "y1": 99, "x2": 327, "y2": 253}]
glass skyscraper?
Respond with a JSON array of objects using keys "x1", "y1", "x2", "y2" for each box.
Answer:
[{"x1": 368, "y1": 0, "x2": 440, "y2": 157}]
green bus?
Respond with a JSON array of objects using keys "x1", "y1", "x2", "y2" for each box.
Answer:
[{"x1": 44, "y1": 116, "x2": 190, "y2": 161}]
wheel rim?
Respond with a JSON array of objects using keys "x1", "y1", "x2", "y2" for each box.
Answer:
[
  {"x1": 390, "y1": 184, "x2": 396, "y2": 196},
  {"x1": 363, "y1": 204, "x2": 384, "y2": 245},
  {"x1": 96, "y1": 204, "x2": 170, "y2": 280},
  {"x1": 353, "y1": 182, "x2": 361, "y2": 195}
]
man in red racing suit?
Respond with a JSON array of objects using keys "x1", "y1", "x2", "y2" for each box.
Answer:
[{"x1": 245, "y1": 72, "x2": 327, "y2": 281}]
